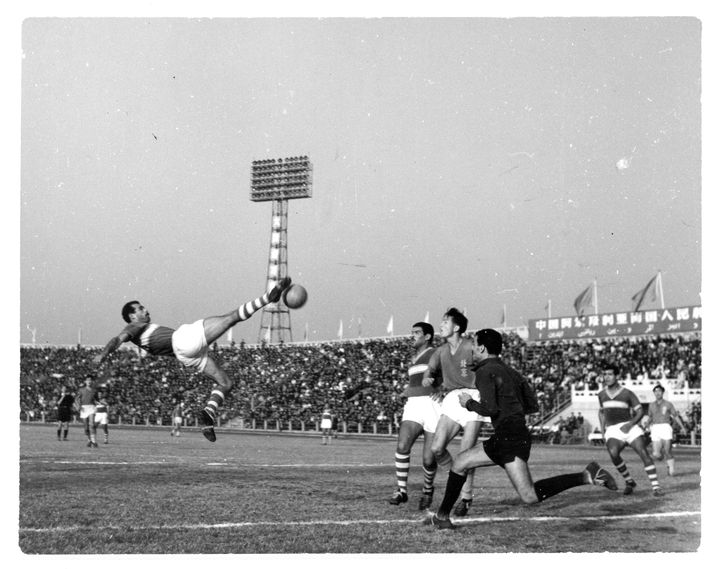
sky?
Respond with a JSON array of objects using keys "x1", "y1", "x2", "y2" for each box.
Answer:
[{"x1": 15, "y1": 12, "x2": 705, "y2": 347}]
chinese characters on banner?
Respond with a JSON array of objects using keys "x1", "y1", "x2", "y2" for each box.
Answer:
[{"x1": 528, "y1": 306, "x2": 701, "y2": 342}]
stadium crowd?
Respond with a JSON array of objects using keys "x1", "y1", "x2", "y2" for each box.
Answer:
[{"x1": 20, "y1": 333, "x2": 701, "y2": 439}]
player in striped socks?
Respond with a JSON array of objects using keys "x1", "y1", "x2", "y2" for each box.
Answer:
[
  {"x1": 93, "y1": 276, "x2": 292, "y2": 442},
  {"x1": 598, "y1": 364, "x2": 662, "y2": 496},
  {"x1": 389, "y1": 322, "x2": 452, "y2": 510}
]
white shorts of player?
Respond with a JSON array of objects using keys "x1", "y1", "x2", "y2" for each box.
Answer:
[
  {"x1": 650, "y1": 423, "x2": 674, "y2": 442},
  {"x1": 604, "y1": 421, "x2": 645, "y2": 444},
  {"x1": 174, "y1": 416, "x2": 183, "y2": 426},
  {"x1": 321, "y1": 419, "x2": 332, "y2": 430},
  {"x1": 80, "y1": 405, "x2": 96, "y2": 419},
  {"x1": 401, "y1": 395, "x2": 442, "y2": 433},
  {"x1": 171, "y1": 319, "x2": 209, "y2": 372},
  {"x1": 94, "y1": 412, "x2": 108, "y2": 425},
  {"x1": 440, "y1": 388, "x2": 482, "y2": 428}
]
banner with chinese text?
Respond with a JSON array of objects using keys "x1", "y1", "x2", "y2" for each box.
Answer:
[{"x1": 527, "y1": 306, "x2": 701, "y2": 342}]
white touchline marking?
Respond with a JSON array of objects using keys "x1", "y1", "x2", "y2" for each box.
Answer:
[
  {"x1": 20, "y1": 459, "x2": 391, "y2": 467},
  {"x1": 19, "y1": 511, "x2": 700, "y2": 533}
]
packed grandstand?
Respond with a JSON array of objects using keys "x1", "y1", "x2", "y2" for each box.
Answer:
[{"x1": 19, "y1": 331, "x2": 701, "y2": 445}]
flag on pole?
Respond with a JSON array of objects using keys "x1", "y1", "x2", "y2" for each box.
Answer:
[
  {"x1": 632, "y1": 274, "x2": 660, "y2": 312},
  {"x1": 545, "y1": 299, "x2": 552, "y2": 318},
  {"x1": 357, "y1": 316, "x2": 362, "y2": 338},
  {"x1": 386, "y1": 315, "x2": 394, "y2": 336},
  {"x1": 424, "y1": 311, "x2": 430, "y2": 324},
  {"x1": 337, "y1": 320, "x2": 344, "y2": 340},
  {"x1": 227, "y1": 327, "x2": 233, "y2": 343},
  {"x1": 574, "y1": 285, "x2": 593, "y2": 316},
  {"x1": 500, "y1": 305, "x2": 507, "y2": 327},
  {"x1": 304, "y1": 322, "x2": 309, "y2": 342}
]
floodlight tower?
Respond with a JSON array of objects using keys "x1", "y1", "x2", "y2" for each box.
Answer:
[{"x1": 250, "y1": 156, "x2": 312, "y2": 344}]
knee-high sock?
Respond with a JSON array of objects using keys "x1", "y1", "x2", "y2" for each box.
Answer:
[
  {"x1": 204, "y1": 389, "x2": 226, "y2": 419},
  {"x1": 438, "y1": 470, "x2": 467, "y2": 517},
  {"x1": 395, "y1": 452, "x2": 410, "y2": 492},
  {"x1": 533, "y1": 473, "x2": 586, "y2": 502},
  {"x1": 237, "y1": 292, "x2": 271, "y2": 321}
]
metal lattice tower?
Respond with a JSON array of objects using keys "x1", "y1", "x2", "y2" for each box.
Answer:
[{"x1": 250, "y1": 156, "x2": 312, "y2": 344}]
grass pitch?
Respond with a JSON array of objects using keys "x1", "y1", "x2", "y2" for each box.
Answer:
[{"x1": 18, "y1": 424, "x2": 701, "y2": 554}]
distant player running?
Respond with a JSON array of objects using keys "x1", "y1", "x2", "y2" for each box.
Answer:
[
  {"x1": 431, "y1": 329, "x2": 617, "y2": 530},
  {"x1": 388, "y1": 321, "x2": 444, "y2": 510},
  {"x1": 93, "y1": 277, "x2": 292, "y2": 442},
  {"x1": 598, "y1": 364, "x2": 662, "y2": 496},
  {"x1": 320, "y1": 408, "x2": 333, "y2": 445}
]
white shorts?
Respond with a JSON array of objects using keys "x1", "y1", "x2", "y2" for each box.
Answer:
[
  {"x1": 650, "y1": 423, "x2": 674, "y2": 442},
  {"x1": 171, "y1": 320, "x2": 209, "y2": 371},
  {"x1": 80, "y1": 405, "x2": 96, "y2": 419},
  {"x1": 94, "y1": 412, "x2": 108, "y2": 425},
  {"x1": 321, "y1": 419, "x2": 332, "y2": 430},
  {"x1": 401, "y1": 395, "x2": 442, "y2": 433},
  {"x1": 440, "y1": 388, "x2": 482, "y2": 428},
  {"x1": 604, "y1": 422, "x2": 645, "y2": 445},
  {"x1": 173, "y1": 416, "x2": 183, "y2": 426}
]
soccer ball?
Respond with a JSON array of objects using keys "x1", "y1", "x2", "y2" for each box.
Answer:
[{"x1": 282, "y1": 284, "x2": 308, "y2": 309}]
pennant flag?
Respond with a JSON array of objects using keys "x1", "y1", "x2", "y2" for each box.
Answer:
[
  {"x1": 545, "y1": 299, "x2": 552, "y2": 318},
  {"x1": 573, "y1": 285, "x2": 593, "y2": 316},
  {"x1": 424, "y1": 311, "x2": 430, "y2": 324},
  {"x1": 632, "y1": 274, "x2": 659, "y2": 312},
  {"x1": 304, "y1": 322, "x2": 309, "y2": 342},
  {"x1": 337, "y1": 320, "x2": 344, "y2": 340},
  {"x1": 387, "y1": 315, "x2": 394, "y2": 336},
  {"x1": 500, "y1": 305, "x2": 507, "y2": 327}
]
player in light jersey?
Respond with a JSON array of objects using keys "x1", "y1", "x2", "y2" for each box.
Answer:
[
  {"x1": 93, "y1": 277, "x2": 292, "y2": 442},
  {"x1": 76, "y1": 377, "x2": 99, "y2": 448},
  {"x1": 421, "y1": 308, "x2": 486, "y2": 516},
  {"x1": 389, "y1": 322, "x2": 446, "y2": 510},
  {"x1": 598, "y1": 364, "x2": 662, "y2": 496},
  {"x1": 94, "y1": 391, "x2": 110, "y2": 444},
  {"x1": 647, "y1": 384, "x2": 687, "y2": 476},
  {"x1": 320, "y1": 408, "x2": 333, "y2": 445}
]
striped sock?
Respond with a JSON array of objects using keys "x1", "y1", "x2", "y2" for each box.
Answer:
[
  {"x1": 615, "y1": 460, "x2": 635, "y2": 484},
  {"x1": 422, "y1": 465, "x2": 437, "y2": 494},
  {"x1": 238, "y1": 293, "x2": 271, "y2": 321},
  {"x1": 645, "y1": 464, "x2": 660, "y2": 489},
  {"x1": 395, "y1": 452, "x2": 410, "y2": 493},
  {"x1": 204, "y1": 389, "x2": 226, "y2": 419}
]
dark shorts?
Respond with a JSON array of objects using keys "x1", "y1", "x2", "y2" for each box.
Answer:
[
  {"x1": 483, "y1": 431, "x2": 532, "y2": 466},
  {"x1": 57, "y1": 408, "x2": 72, "y2": 423}
]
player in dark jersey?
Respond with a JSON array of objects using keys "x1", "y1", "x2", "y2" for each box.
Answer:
[
  {"x1": 93, "y1": 277, "x2": 292, "y2": 442},
  {"x1": 55, "y1": 386, "x2": 74, "y2": 441},
  {"x1": 388, "y1": 322, "x2": 444, "y2": 510},
  {"x1": 598, "y1": 364, "x2": 662, "y2": 496},
  {"x1": 430, "y1": 329, "x2": 617, "y2": 530}
]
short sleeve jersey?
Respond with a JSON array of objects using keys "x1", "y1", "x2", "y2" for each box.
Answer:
[
  {"x1": 426, "y1": 338, "x2": 476, "y2": 390},
  {"x1": 96, "y1": 399, "x2": 108, "y2": 413},
  {"x1": 77, "y1": 386, "x2": 97, "y2": 406},
  {"x1": 122, "y1": 322, "x2": 176, "y2": 357},
  {"x1": 598, "y1": 387, "x2": 641, "y2": 426},
  {"x1": 647, "y1": 399, "x2": 677, "y2": 426},
  {"x1": 403, "y1": 347, "x2": 439, "y2": 398}
]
